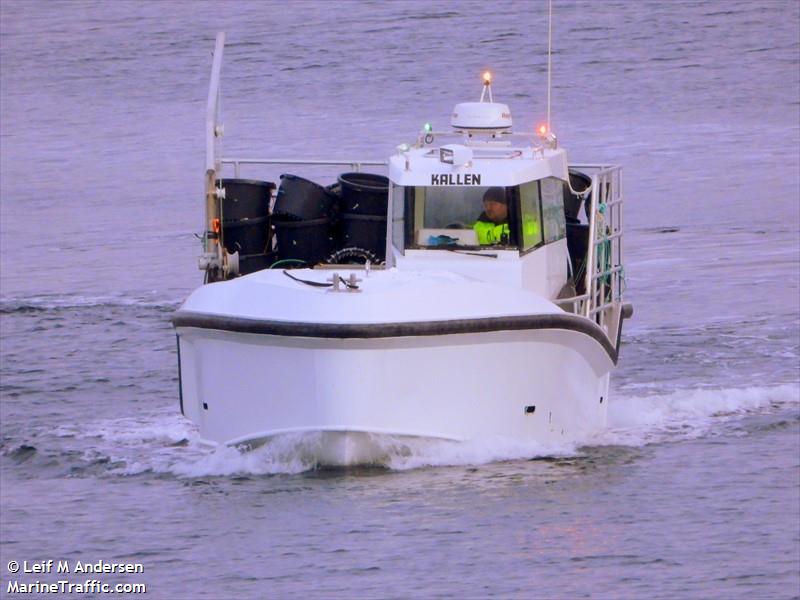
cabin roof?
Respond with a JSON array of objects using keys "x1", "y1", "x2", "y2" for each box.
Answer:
[{"x1": 388, "y1": 143, "x2": 569, "y2": 187}]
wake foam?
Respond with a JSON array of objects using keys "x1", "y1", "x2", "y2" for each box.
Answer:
[
  {"x1": 0, "y1": 293, "x2": 180, "y2": 314},
  {"x1": 380, "y1": 436, "x2": 577, "y2": 471},
  {"x1": 598, "y1": 383, "x2": 799, "y2": 446},
  {"x1": 39, "y1": 383, "x2": 799, "y2": 477},
  {"x1": 169, "y1": 435, "x2": 329, "y2": 477}
]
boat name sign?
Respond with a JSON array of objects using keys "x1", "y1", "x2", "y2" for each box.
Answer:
[{"x1": 430, "y1": 173, "x2": 482, "y2": 185}]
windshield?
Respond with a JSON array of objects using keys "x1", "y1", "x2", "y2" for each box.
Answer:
[
  {"x1": 411, "y1": 185, "x2": 515, "y2": 249},
  {"x1": 392, "y1": 179, "x2": 564, "y2": 253}
]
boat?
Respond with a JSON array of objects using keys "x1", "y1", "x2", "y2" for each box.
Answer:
[{"x1": 171, "y1": 32, "x2": 632, "y2": 466}]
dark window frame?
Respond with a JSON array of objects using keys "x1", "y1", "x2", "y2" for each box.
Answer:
[{"x1": 396, "y1": 181, "x2": 566, "y2": 254}]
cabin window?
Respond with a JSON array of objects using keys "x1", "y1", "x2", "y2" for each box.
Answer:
[
  {"x1": 518, "y1": 180, "x2": 544, "y2": 251},
  {"x1": 394, "y1": 179, "x2": 565, "y2": 253},
  {"x1": 541, "y1": 177, "x2": 566, "y2": 243},
  {"x1": 421, "y1": 186, "x2": 486, "y2": 230},
  {"x1": 401, "y1": 185, "x2": 519, "y2": 249}
]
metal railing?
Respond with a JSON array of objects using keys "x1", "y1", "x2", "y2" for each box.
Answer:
[
  {"x1": 583, "y1": 165, "x2": 625, "y2": 338},
  {"x1": 554, "y1": 163, "x2": 625, "y2": 341},
  {"x1": 555, "y1": 292, "x2": 590, "y2": 315},
  {"x1": 220, "y1": 158, "x2": 386, "y2": 179}
]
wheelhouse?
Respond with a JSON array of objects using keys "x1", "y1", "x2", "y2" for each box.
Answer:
[{"x1": 390, "y1": 177, "x2": 568, "y2": 255}]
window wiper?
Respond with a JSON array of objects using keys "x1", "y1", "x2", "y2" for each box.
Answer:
[{"x1": 446, "y1": 248, "x2": 498, "y2": 259}]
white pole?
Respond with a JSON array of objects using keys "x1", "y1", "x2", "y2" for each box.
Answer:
[{"x1": 206, "y1": 32, "x2": 226, "y2": 173}]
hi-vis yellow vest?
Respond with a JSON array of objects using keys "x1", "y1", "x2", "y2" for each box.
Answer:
[{"x1": 473, "y1": 220, "x2": 510, "y2": 245}]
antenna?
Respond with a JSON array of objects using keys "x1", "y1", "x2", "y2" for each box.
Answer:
[
  {"x1": 480, "y1": 71, "x2": 493, "y2": 102},
  {"x1": 546, "y1": 0, "x2": 553, "y2": 132}
]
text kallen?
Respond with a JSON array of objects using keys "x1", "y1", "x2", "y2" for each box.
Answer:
[{"x1": 430, "y1": 174, "x2": 481, "y2": 185}]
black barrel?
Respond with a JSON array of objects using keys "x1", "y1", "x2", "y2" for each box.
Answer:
[
  {"x1": 216, "y1": 178, "x2": 275, "y2": 274},
  {"x1": 272, "y1": 175, "x2": 338, "y2": 265},
  {"x1": 238, "y1": 253, "x2": 274, "y2": 274},
  {"x1": 273, "y1": 174, "x2": 337, "y2": 221},
  {"x1": 338, "y1": 172, "x2": 389, "y2": 259},
  {"x1": 273, "y1": 217, "x2": 336, "y2": 264},
  {"x1": 563, "y1": 170, "x2": 592, "y2": 223},
  {"x1": 339, "y1": 172, "x2": 389, "y2": 215}
]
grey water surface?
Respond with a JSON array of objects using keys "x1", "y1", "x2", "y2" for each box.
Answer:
[{"x1": 1, "y1": 1, "x2": 798, "y2": 599}]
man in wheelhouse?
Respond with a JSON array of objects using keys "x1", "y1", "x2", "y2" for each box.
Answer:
[{"x1": 473, "y1": 186, "x2": 510, "y2": 245}]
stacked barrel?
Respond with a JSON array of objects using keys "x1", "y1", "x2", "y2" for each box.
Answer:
[
  {"x1": 212, "y1": 172, "x2": 389, "y2": 277},
  {"x1": 272, "y1": 175, "x2": 339, "y2": 265},
  {"x1": 272, "y1": 172, "x2": 389, "y2": 266},
  {"x1": 337, "y1": 172, "x2": 389, "y2": 260},
  {"x1": 216, "y1": 178, "x2": 275, "y2": 275}
]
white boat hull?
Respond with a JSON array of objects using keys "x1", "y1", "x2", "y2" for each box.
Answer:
[
  {"x1": 185, "y1": 35, "x2": 631, "y2": 468},
  {"x1": 176, "y1": 325, "x2": 612, "y2": 465}
]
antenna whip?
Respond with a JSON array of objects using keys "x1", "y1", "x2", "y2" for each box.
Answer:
[{"x1": 547, "y1": 0, "x2": 553, "y2": 132}]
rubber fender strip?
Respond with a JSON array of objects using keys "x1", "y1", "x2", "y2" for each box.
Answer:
[{"x1": 172, "y1": 311, "x2": 618, "y2": 364}]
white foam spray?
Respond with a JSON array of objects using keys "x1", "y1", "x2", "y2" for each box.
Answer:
[
  {"x1": 46, "y1": 384, "x2": 799, "y2": 477},
  {"x1": 598, "y1": 383, "x2": 799, "y2": 446}
]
